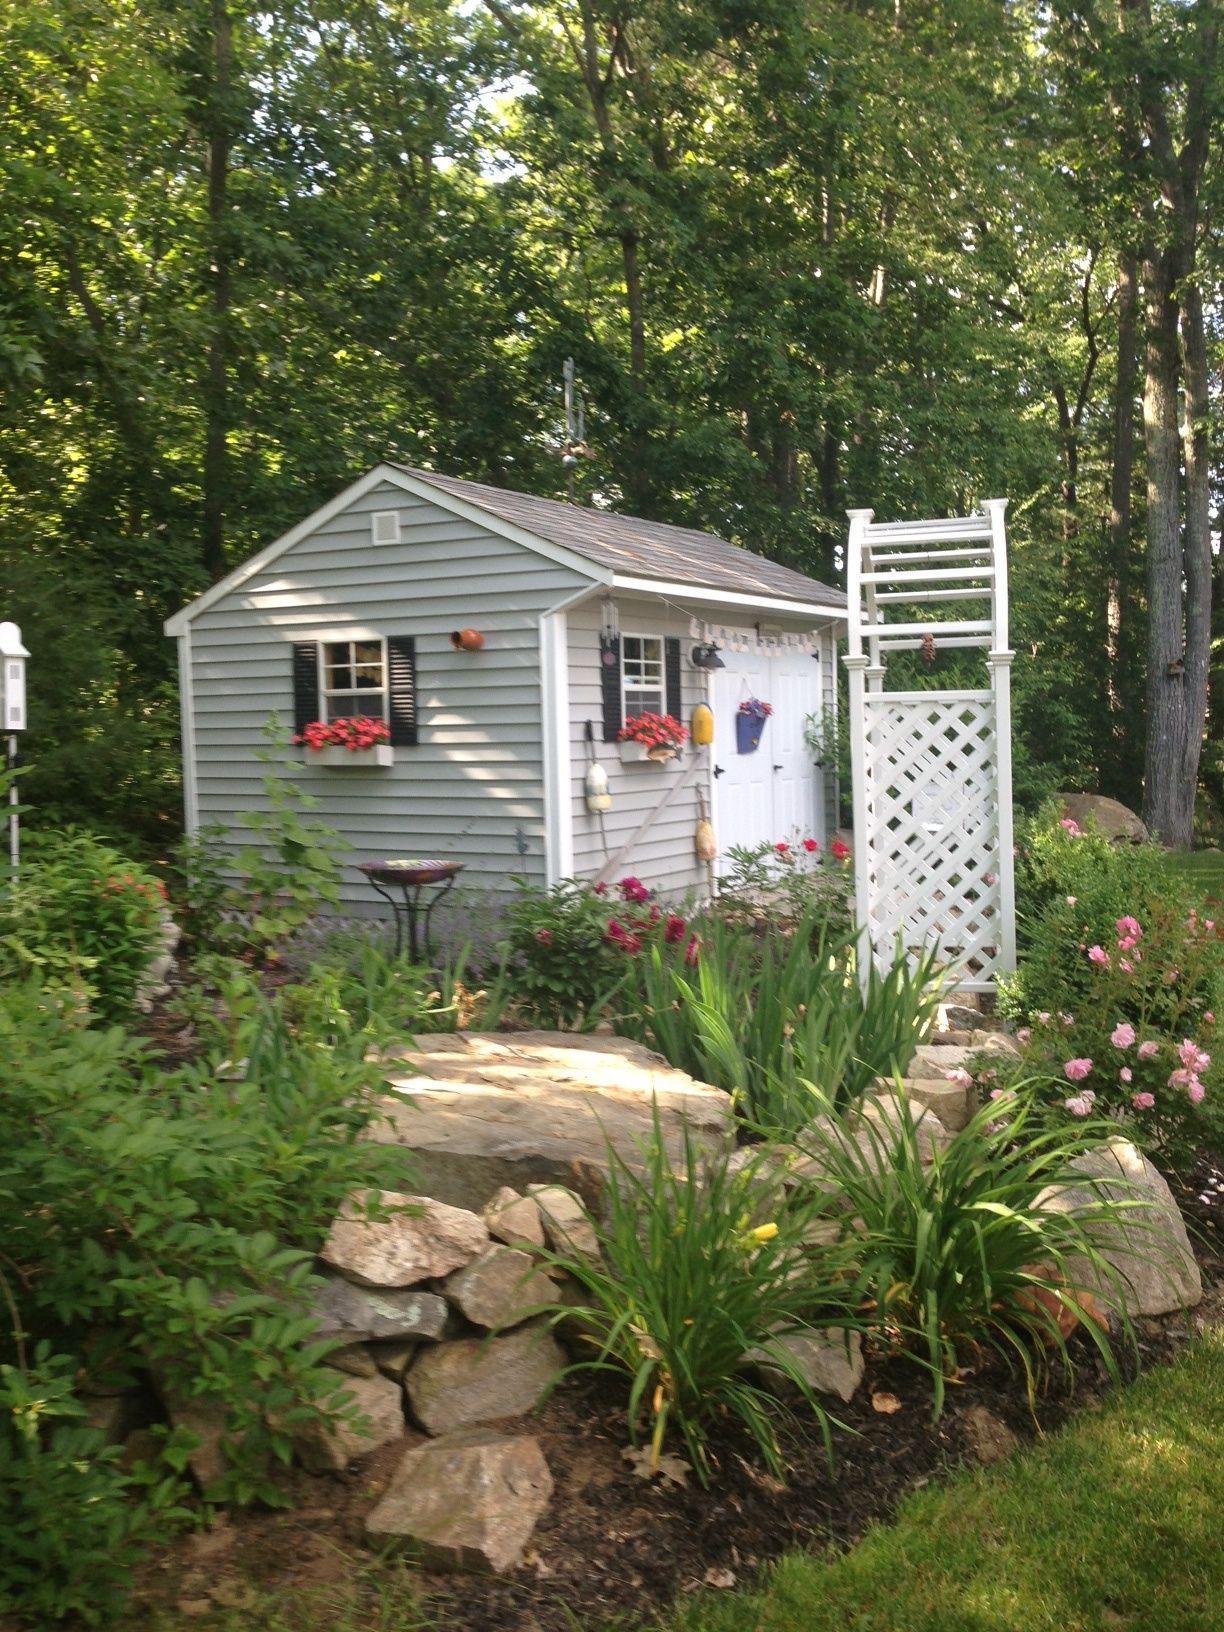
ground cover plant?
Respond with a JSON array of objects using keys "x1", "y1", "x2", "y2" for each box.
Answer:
[{"x1": 661, "y1": 1326, "x2": 1224, "y2": 1632}]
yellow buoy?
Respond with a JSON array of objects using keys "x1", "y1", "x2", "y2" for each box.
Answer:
[{"x1": 690, "y1": 702, "x2": 714, "y2": 746}]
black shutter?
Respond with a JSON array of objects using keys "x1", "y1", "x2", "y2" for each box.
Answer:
[
  {"x1": 599, "y1": 635, "x2": 623, "y2": 743},
  {"x1": 292, "y1": 643, "x2": 319, "y2": 733},
  {"x1": 664, "y1": 637, "x2": 683, "y2": 721},
  {"x1": 387, "y1": 635, "x2": 418, "y2": 746}
]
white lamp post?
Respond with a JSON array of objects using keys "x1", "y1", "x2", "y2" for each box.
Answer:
[{"x1": 0, "y1": 621, "x2": 29, "y2": 873}]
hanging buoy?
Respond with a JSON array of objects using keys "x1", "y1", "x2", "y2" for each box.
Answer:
[
  {"x1": 584, "y1": 760, "x2": 611, "y2": 813},
  {"x1": 690, "y1": 702, "x2": 714, "y2": 746},
  {"x1": 695, "y1": 816, "x2": 717, "y2": 862}
]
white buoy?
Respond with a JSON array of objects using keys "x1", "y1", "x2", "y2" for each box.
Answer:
[{"x1": 584, "y1": 760, "x2": 611, "y2": 813}]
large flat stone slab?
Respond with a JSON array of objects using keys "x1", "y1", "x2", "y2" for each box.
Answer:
[
  {"x1": 374, "y1": 1031, "x2": 733, "y2": 1210},
  {"x1": 366, "y1": 1428, "x2": 553, "y2": 1572}
]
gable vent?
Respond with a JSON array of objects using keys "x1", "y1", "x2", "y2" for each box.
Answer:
[{"x1": 371, "y1": 510, "x2": 401, "y2": 546}]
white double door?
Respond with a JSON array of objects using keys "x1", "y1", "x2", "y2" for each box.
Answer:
[{"x1": 710, "y1": 645, "x2": 824, "y2": 875}]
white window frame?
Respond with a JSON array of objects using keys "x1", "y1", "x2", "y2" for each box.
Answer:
[
  {"x1": 319, "y1": 635, "x2": 389, "y2": 723},
  {"x1": 621, "y1": 632, "x2": 665, "y2": 719}
]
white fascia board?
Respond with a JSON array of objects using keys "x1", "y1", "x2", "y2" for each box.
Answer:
[
  {"x1": 610, "y1": 574, "x2": 847, "y2": 623},
  {"x1": 164, "y1": 464, "x2": 606, "y2": 636}
]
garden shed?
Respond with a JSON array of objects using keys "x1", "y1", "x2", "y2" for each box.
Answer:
[{"x1": 166, "y1": 465, "x2": 847, "y2": 912}]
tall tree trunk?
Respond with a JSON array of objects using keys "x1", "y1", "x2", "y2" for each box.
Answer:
[
  {"x1": 202, "y1": 0, "x2": 233, "y2": 583},
  {"x1": 1104, "y1": 253, "x2": 1138, "y2": 792},
  {"x1": 1139, "y1": 247, "x2": 1191, "y2": 845},
  {"x1": 1178, "y1": 277, "x2": 1212, "y2": 823}
]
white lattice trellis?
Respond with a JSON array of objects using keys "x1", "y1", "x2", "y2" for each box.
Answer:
[{"x1": 844, "y1": 503, "x2": 1016, "y2": 992}]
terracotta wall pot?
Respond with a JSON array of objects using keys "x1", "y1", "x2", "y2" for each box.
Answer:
[{"x1": 450, "y1": 628, "x2": 485, "y2": 651}]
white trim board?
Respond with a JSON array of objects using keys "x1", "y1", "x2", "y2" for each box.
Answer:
[{"x1": 609, "y1": 575, "x2": 847, "y2": 623}]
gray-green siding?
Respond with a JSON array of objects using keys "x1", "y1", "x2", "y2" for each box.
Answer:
[{"x1": 186, "y1": 480, "x2": 590, "y2": 909}]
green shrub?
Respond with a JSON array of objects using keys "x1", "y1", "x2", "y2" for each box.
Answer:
[
  {"x1": 617, "y1": 912, "x2": 944, "y2": 1136},
  {"x1": 499, "y1": 875, "x2": 700, "y2": 1027},
  {"x1": 1004, "y1": 805, "x2": 1218, "y2": 1025},
  {"x1": 0, "y1": 827, "x2": 167, "y2": 1021},
  {"x1": 0, "y1": 1346, "x2": 189, "y2": 1626},
  {"x1": 796, "y1": 1090, "x2": 1138, "y2": 1415},
  {"x1": 295, "y1": 935, "x2": 514, "y2": 1045},
  {"x1": 536, "y1": 1109, "x2": 862, "y2": 1483},
  {"x1": 0, "y1": 971, "x2": 406, "y2": 1535}
]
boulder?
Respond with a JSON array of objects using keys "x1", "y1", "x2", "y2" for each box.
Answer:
[
  {"x1": 1034, "y1": 1139, "x2": 1201, "y2": 1316},
  {"x1": 374, "y1": 1031, "x2": 733, "y2": 1210},
  {"x1": 973, "y1": 1032, "x2": 1022, "y2": 1062},
  {"x1": 293, "y1": 1372, "x2": 407, "y2": 1474},
  {"x1": 321, "y1": 1193, "x2": 488, "y2": 1289},
  {"x1": 1055, "y1": 793, "x2": 1148, "y2": 845},
  {"x1": 366, "y1": 1429, "x2": 553, "y2": 1573},
  {"x1": 905, "y1": 1077, "x2": 974, "y2": 1132},
  {"x1": 405, "y1": 1322, "x2": 567, "y2": 1436},
  {"x1": 483, "y1": 1187, "x2": 546, "y2": 1250},
  {"x1": 445, "y1": 1246, "x2": 560, "y2": 1331},
  {"x1": 857, "y1": 1092, "x2": 951, "y2": 1163},
  {"x1": 962, "y1": 1404, "x2": 1019, "y2": 1466},
  {"x1": 526, "y1": 1185, "x2": 601, "y2": 1262},
  {"x1": 749, "y1": 1329, "x2": 864, "y2": 1404},
  {"x1": 310, "y1": 1274, "x2": 448, "y2": 1344}
]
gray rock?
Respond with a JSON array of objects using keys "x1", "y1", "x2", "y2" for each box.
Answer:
[
  {"x1": 905, "y1": 1076, "x2": 974, "y2": 1131},
  {"x1": 405, "y1": 1322, "x2": 566, "y2": 1436},
  {"x1": 749, "y1": 1329, "x2": 864, "y2": 1404},
  {"x1": 323, "y1": 1344, "x2": 378, "y2": 1378},
  {"x1": 445, "y1": 1246, "x2": 560, "y2": 1331},
  {"x1": 857, "y1": 1092, "x2": 951, "y2": 1163},
  {"x1": 484, "y1": 1187, "x2": 546, "y2": 1249},
  {"x1": 962, "y1": 1404, "x2": 1019, "y2": 1465},
  {"x1": 373, "y1": 1341, "x2": 418, "y2": 1382},
  {"x1": 365, "y1": 1428, "x2": 553, "y2": 1573},
  {"x1": 1055, "y1": 793, "x2": 1148, "y2": 845},
  {"x1": 310, "y1": 1274, "x2": 448, "y2": 1344},
  {"x1": 973, "y1": 1032, "x2": 1021, "y2": 1062},
  {"x1": 1034, "y1": 1139, "x2": 1202, "y2": 1316},
  {"x1": 321, "y1": 1192, "x2": 489, "y2": 1288},
  {"x1": 373, "y1": 1031, "x2": 732, "y2": 1211},
  {"x1": 294, "y1": 1372, "x2": 406, "y2": 1474},
  {"x1": 526, "y1": 1185, "x2": 601, "y2": 1262}
]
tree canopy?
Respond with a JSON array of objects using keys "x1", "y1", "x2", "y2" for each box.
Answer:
[{"x1": 1, "y1": 0, "x2": 1219, "y2": 844}]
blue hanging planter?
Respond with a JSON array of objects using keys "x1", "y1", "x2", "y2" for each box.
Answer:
[{"x1": 736, "y1": 711, "x2": 767, "y2": 754}]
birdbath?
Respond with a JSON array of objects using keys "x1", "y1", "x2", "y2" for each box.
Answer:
[{"x1": 357, "y1": 860, "x2": 465, "y2": 964}]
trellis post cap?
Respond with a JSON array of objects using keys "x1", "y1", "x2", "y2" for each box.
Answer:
[
  {"x1": 980, "y1": 498, "x2": 1010, "y2": 514},
  {"x1": 0, "y1": 622, "x2": 28, "y2": 658},
  {"x1": 986, "y1": 649, "x2": 1016, "y2": 666},
  {"x1": 842, "y1": 654, "x2": 871, "y2": 670},
  {"x1": 845, "y1": 508, "x2": 876, "y2": 521}
]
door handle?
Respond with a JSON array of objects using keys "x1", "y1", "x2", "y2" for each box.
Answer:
[
  {"x1": 712, "y1": 764, "x2": 725, "y2": 778},
  {"x1": 772, "y1": 764, "x2": 783, "y2": 772}
]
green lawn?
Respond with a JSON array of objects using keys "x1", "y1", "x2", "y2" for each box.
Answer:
[
  {"x1": 660, "y1": 1328, "x2": 1224, "y2": 1632},
  {"x1": 1163, "y1": 849, "x2": 1224, "y2": 906}
]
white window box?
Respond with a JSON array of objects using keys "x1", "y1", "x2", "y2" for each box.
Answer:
[
  {"x1": 617, "y1": 739, "x2": 679, "y2": 765},
  {"x1": 304, "y1": 745, "x2": 395, "y2": 769}
]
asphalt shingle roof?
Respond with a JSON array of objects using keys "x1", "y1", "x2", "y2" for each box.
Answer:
[{"x1": 396, "y1": 466, "x2": 846, "y2": 612}]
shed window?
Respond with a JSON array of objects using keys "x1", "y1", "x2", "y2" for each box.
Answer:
[
  {"x1": 321, "y1": 638, "x2": 387, "y2": 721},
  {"x1": 622, "y1": 634, "x2": 665, "y2": 717}
]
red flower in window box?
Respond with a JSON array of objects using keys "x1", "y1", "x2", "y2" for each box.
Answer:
[
  {"x1": 616, "y1": 712, "x2": 688, "y2": 758},
  {"x1": 293, "y1": 716, "x2": 390, "y2": 752}
]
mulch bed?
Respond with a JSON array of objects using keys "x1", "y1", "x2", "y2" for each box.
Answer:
[{"x1": 132, "y1": 1260, "x2": 1221, "y2": 1632}]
